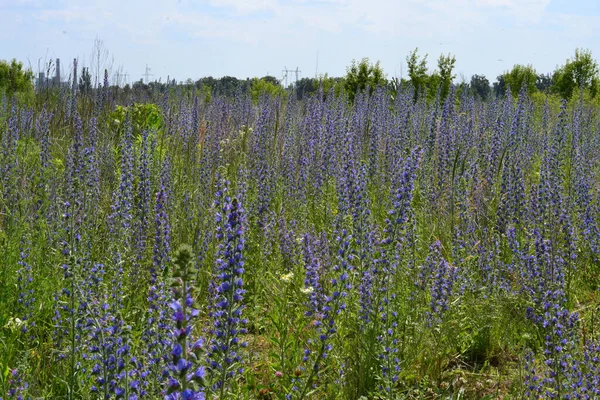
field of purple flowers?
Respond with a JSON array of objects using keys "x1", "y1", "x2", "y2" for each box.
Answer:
[{"x1": 1, "y1": 68, "x2": 600, "y2": 399}]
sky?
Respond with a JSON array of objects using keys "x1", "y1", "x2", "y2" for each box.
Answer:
[{"x1": 0, "y1": 0, "x2": 598, "y2": 86}]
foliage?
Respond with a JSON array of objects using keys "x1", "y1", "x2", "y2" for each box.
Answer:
[
  {"x1": 250, "y1": 77, "x2": 285, "y2": 102},
  {"x1": 109, "y1": 102, "x2": 164, "y2": 137},
  {"x1": 535, "y1": 73, "x2": 552, "y2": 93},
  {"x1": 0, "y1": 59, "x2": 34, "y2": 96},
  {"x1": 493, "y1": 74, "x2": 506, "y2": 98},
  {"x1": 195, "y1": 76, "x2": 251, "y2": 97},
  {"x1": 438, "y1": 53, "x2": 456, "y2": 101},
  {"x1": 321, "y1": 74, "x2": 345, "y2": 97},
  {"x1": 200, "y1": 83, "x2": 212, "y2": 103},
  {"x1": 470, "y1": 74, "x2": 491, "y2": 100},
  {"x1": 344, "y1": 58, "x2": 386, "y2": 103},
  {"x1": 260, "y1": 75, "x2": 280, "y2": 86},
  {"x1": 406, "y1": 48, "x2": 429, "y2": 99},
  {"x1": 293, "y1": 75, "x2": 344, "y2": 101},
  {"x1": 405, "y1": 48, "x2": 456, "y2": 102},
  {"x1": 551, "y1": 48, "x2": 599, "y2": 99},
  {"x1": 2, "y1": 54, "x2": 600, "y2": 400},
  {"x1": 292, "y1": 77, "x2": 317, "y2": 100},
  {"x1": 502, "y1": 64, "x2": 537, "y2": 97}
]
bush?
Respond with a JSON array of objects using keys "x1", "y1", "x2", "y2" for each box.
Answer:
[{"x1": 0, "y1": 59, "x2": 34, "y2": 96}]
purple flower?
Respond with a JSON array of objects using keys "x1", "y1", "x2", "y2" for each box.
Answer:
[
  {"x1": 208, "y1": 178, "x2": 247, "y2": 393},
  {"x1": 165, "y1": 245, "x2": 205, "y2": 398}
]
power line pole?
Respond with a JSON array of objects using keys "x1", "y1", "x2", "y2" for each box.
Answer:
[
  {"x1": 282, "y1": 66, "x2": 288, "y2": 87},
  {"x1": 142, "y1": 64, "x2": 153, "y2": 84},
  {"x1": 282, "y1": 66, "x2": 301, "y2": 87}
]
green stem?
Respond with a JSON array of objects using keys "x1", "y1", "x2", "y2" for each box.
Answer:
[{"x1": 182, "y1": 277, "x2": 188, "y2": 394}]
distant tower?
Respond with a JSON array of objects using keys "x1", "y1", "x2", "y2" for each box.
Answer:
[
  {"x1": 142, "y1": 64, "x2": 153, "y2": 84},
  {"x1": 55, "y1": 58, "x2": 61, "y2": 85}
]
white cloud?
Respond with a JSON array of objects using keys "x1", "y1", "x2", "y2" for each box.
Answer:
[
  {"x1": 547, "y1": 13, "x2": 600, "y2": 37},
  {"x1": 475, "y1": 0, "x2": 510, "y2": 7},
  {"x1": 475, "y1": 0, "x2": 550, "y2": 22},
  {"x1": 37, "y1": 8, "x2": 96, "y2": 22},
  {"x1": 3, "y1": 0, "x2": 598, "y2": 84},
  {"x1": 166, "y1": 12, "x2": 260, "y2": 42},
  {"x1": 26, "y1": 0, "x2": 551, "y2": 48},
  {"x1": 208, "y1": 0, "x2": 276, "y2": 14}
]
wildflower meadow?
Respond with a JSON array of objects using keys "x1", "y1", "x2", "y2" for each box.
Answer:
[{"x1": 2, "y1": 61, "x2": 600, "y2": 399}]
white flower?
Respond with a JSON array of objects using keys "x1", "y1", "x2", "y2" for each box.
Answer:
[
  {"x1": 5, "y1": 317, "x2": 25, "y2": 332},
  {"x1": 281, "y1": 272, "x2": 294, "y2": 282},
  {"x1": 301, "y1": 286, "x2": 314, "y2": 294}
]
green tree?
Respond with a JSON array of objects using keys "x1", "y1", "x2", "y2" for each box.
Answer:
[
  {"x1": 261, "y1": 75, "x2": 281, "y2": 86},
  {"x1": 536, "y1": 73, "x2": 552, "y2": 93},
  {"x1": 249, "y1": 77, "x2": 285, "y2": 103},
  {"x1": 344, "y1": 58, "x2": 386, "y2": 103},
  {"x1": 294, "y1": 77, "x2": 318, "y2": 100},
  {"x1": 320, "y1": 74, "x2": 345, "y2": 97},
  {"x1": 196, "y1": 76, "x2": 217, "y2": 92},
  {"x1": 406, "y1": 48, "x2": 429, "y2": 99},
  {"x1": 503, "y1": 64, "x2": 537, "y2": 97},
  {"x1": 293, "y1": 75, "x2": 344, "y2": 100},
  {"x1": 493, "y1": 75, "x2": 506, "y2": 98},
  {"x1": 551, "y1": 48, "x2": 599, "y2": 99},
  {"x1": 470, "y1": 74, "x2": 491, "y2": 100},
  {"x1": 219, "y1": 76, "x2": 245, "y2": 96},
  {"x1": 438, "y1": 53, "x2": 456, "y2": 101},
  {"x1": 0, "y1": 59, "x2": 34, "y2": 95}
]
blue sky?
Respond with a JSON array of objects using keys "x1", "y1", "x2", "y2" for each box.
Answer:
[{"x1": 0, "y1": 0, "x2": 598, "y2": 85}]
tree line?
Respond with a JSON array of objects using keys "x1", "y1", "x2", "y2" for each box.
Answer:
[{"x1": 1, "y1": 47, "x2": 598, "y2": 103}]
